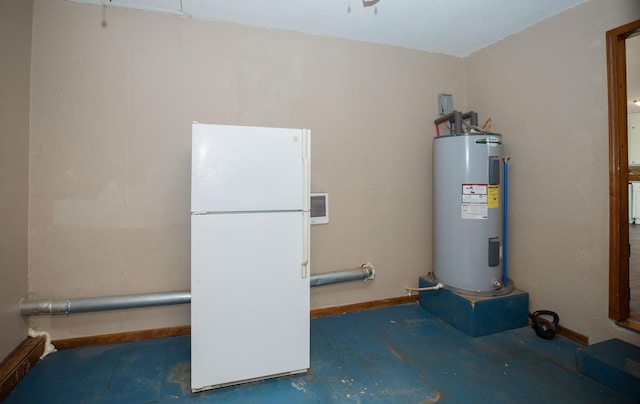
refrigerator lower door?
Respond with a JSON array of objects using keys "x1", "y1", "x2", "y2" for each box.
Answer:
[{"x1": 191, "y1": 212, "x2": 310, "y2": 392}]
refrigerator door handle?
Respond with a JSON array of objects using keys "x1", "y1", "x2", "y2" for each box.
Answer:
[
  {"x1": 301, "y1": 129, "x2": 311, "y2": 279},
  {"x1": 302, "y1": 211, "x2": 310, "y2": 278},
  {"x1": 302, "y1": 129, "x2": 310, "y2": 212}
]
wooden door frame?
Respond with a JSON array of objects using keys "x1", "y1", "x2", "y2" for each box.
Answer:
[{"x1": 608, "y1": 19, "x2": 640, "y2": 322}]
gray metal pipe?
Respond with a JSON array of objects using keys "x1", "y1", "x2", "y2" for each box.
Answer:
[
  {"x1": 19, "y1": 263, "x2": 375, "y2": 316},
  {"x1": 434, "y1": 110, "x2": 478, "y2": 134},
  {"x1": 310, "y1": 263, "x2": 375, "y2": 287},
  {"x1": 19, "y1": 291, "x2": 191, "y2": 316}
]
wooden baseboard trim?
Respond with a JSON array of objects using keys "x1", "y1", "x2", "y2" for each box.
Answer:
[
  {"x1": 528, "y1": 313, "x2": 589, "y2": 346},
  {"x1": 614, "y1": 319, "x2": 640, "y2": 334},
  {"x1": 52, "y1": 297, "x2": 420, "y2": 349},
  {"x1": 310, "y1": 295, "x2": 419, "y2": 318},
  {"x1": 0, "y1": 336, "x2": 46, "y2": 402},
  {"x1": 53, "y1": 298, "x2": 591, "y2": 350},
  {"x1": 53, "y1": 325, "x2": 191, "y2": 350},
  {"x1": 556, "y1": 324, "x2": 589, "y2": 346}
]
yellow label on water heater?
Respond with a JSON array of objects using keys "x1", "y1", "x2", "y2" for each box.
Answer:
[{"x1": 488, "y1": 186, "x2": 499, "y2": 208}]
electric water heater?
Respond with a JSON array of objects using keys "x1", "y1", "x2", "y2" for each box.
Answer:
[{"x1": 433, "y1": 133, "x2": 504, "y2": 294}]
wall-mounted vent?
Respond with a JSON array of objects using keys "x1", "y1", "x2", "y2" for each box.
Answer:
[{"x1": 310, "y1": 193, "x2": 329, "y2": 225}]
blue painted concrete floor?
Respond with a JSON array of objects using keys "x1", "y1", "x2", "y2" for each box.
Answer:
[{"x1": 6, "y1": 304, "x2": 634, "y2": 403}]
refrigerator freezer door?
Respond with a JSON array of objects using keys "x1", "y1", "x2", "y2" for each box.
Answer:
[
  {"x1": 191, "y1": 124, "x2": 309, "y2": 213},
  {"x1": 191, "y1": 212, "x2": 310, "y2": 392}
]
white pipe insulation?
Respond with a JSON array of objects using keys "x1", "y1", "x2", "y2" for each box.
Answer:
[{"x1": 19, "y1": 263, "x2": 376, "y2": 316}]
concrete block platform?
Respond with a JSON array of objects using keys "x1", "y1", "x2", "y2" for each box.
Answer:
[
  {"x1": 418, "y1": 275, "x2": 529, "y2": 337},
  {"x1": 576, "y1": 338, "x2": 640, "y2": 402}
]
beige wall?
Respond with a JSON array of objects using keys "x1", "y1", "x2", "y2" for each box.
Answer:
[
  {"x1": 26, "y1": 0, "x2": 640, "y2": 345},
  {"x1": 466, "y1": 0, "x2": 640, "y2": 344},
  {"x1": 0, "y1": 0, "x2": 32, "y2": 360},
  {"x1": 28, "y1": 0, "x2": 464, "y2": 339}
]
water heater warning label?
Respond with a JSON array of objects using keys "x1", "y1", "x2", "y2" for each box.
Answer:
[
  {"x1": 487, "y1": 185, "x2": 499, "y2": 209},
  {"x1": 461, "y1": 184, "x2": 488, "y2": 219}
]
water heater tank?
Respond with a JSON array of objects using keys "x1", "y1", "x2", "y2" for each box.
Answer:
[{"x1": 433, "y1": 133, "x2": 503, "y2": 294}]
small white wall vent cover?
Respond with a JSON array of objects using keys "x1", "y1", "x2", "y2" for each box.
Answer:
[{"x1": 310, "y1": 193, "x2": 329, "y2": 225}]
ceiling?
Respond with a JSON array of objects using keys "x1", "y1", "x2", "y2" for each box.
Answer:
[{"x1": 72, "y1": 0, "x2": 587, "y2": 57}]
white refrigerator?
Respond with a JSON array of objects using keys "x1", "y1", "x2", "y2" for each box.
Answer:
[{"x1": 190, "y1": 123, "x2": 311, "y2": 392}]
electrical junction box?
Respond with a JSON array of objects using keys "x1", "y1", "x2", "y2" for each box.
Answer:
[
  {"x1": 438, "y1": 93, "x2": 453, "y2": 115},
  {"x1": 310, "y1": 193, "x2": 329, "y2": 225}
]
